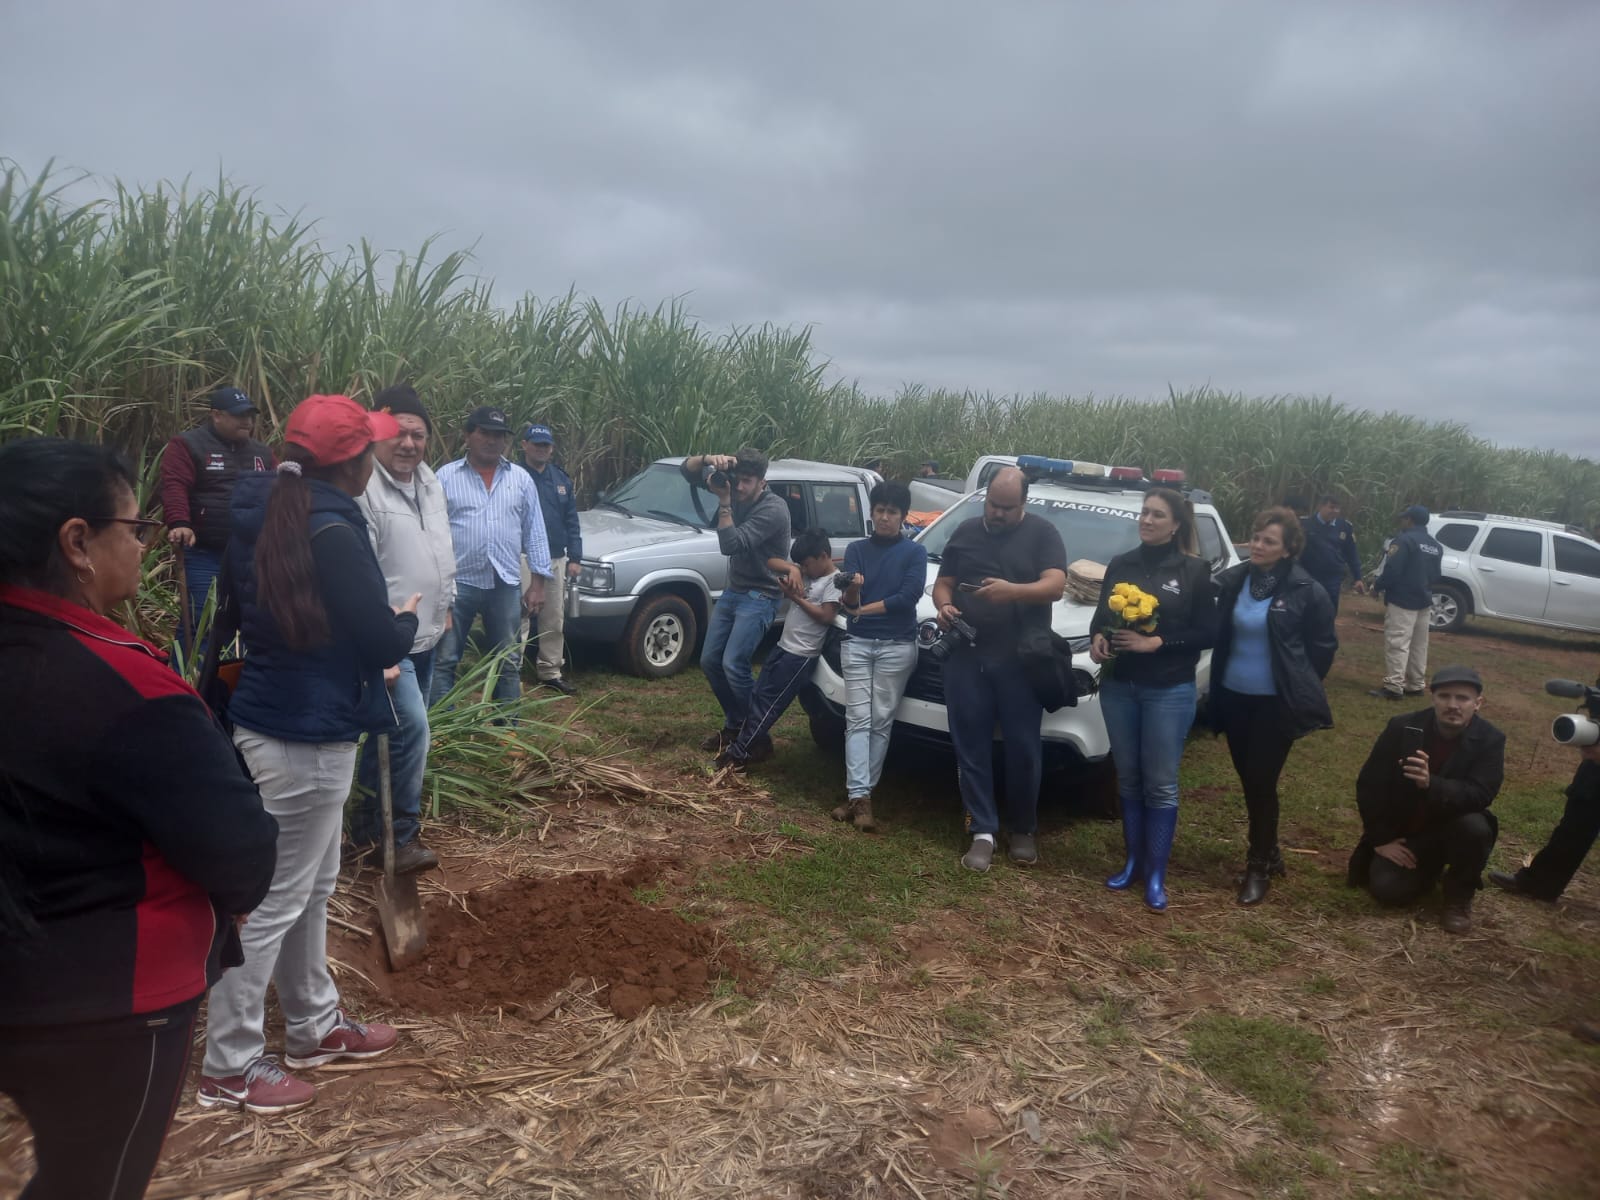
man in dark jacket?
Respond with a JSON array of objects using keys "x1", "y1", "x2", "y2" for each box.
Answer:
[
  {"x1": 1300, "y1": 495, "x2": 1366, "y2": 616},
  {"x1": 1368, "y1": 505, "x2": 1443, "y2": 700},
  {"x1": 519, "y1": 423, "x2": 584, "y2": 696},
  {"x1": 1348, "y1": 665, "x2": 1504, "y2": 933},
  {"x1": 158, "y1": 386, "x2": 276, "y2": 654},
  {"x1": 1490, "y1": 741, "x2": 1600, "y2": 902},
  {"x1": 679, "y1": 448, "x2": 792, "y2": 752}
]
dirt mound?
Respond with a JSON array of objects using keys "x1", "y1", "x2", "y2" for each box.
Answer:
[{"x1": 379, "y1": 864, "x2": 741, "y2": 1020}]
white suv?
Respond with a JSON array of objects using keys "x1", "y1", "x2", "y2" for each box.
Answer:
[
  {"x1": 806, "y1": 457, "x2": 1240, "y2": 769},
  {"x1": 1427, "y1": 512, "x2": 1600, "y2": 635}
]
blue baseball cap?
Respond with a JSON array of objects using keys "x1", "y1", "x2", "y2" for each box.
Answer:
[
  {"x1": 521, "y1": 423, "x2": 554, "y2": 444},
  {"x1": 208, "y1": 386, "x2": 257, "y2": 416},
  {"x1": 1403, "y1": 504, "x2": 1431, "y2": 525}
]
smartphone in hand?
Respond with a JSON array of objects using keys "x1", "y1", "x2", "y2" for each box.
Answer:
[{"x1": 1401, "y1": 725, "x2": 1425, "y2": 758}]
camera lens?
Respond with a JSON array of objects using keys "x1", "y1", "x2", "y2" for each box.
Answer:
[{"x1": 1552, "y1": 714, "x2": 1600, "y2": 746}]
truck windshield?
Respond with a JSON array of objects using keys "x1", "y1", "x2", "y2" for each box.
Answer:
[
  {"x1": 600, "y1": 463, "x2": 712, "y2": 529},
  {"x1": 918, "y1": 493, "x2": 1142, "y2": 565}
]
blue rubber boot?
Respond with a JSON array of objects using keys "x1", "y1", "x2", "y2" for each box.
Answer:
[
  {"x1": 1143, "y1": 805, "x2": 1180, "y2": 912},
  {"x1": 1105, "y1": 797, "x2": 1144, "y2": 890}
]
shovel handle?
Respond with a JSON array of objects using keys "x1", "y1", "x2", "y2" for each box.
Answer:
[
  {"x1": 377, "y1": 733, "x2": 396, "y2": 883},
  {"x1": 175, "y1": 544, "x2": 194, "y2": 658}
]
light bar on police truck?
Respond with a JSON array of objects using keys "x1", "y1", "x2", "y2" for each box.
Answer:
[
  {"x1": 1108, "y1": 466, "x2": 1143, "y2": 481},
  {"x1": 1152, "y1": 468, "x2": 1186, "y2": 484},
  {"x1": 1016, "y1": 454, "x2": 1074, "y2": 476}
]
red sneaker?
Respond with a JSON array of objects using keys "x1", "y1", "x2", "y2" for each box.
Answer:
[
  {"x1": 197, "y1": 1056, "x2": 316, "y2": 1114},
  {"x1": 284, "y1": 1008, "x2": 398, "y2": 1070}
]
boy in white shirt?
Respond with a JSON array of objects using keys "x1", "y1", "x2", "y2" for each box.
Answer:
[{"x1": 717, "y1": 529, "x2": 841, "y2": 770}]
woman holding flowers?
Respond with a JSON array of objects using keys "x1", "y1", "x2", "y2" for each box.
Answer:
[
  {"x1": 1090, "y1": 487, "x2": 1217, "y2": 911},
  {"x1": 1208, "y1": 508, "x2": 1336, "y2": 905}
]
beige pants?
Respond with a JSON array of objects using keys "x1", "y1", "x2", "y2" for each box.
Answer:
[
  {"x1": 520, "y1": 556, "x2": 568, "y2": 681},
  {"x1": 1382, "y1": 603, "x2": 1430, "y2": 693}
]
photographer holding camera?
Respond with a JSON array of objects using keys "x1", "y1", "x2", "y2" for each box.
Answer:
[
  {"x1": 1490, "y1": 675, "x2": 1600, "y2": 906},
  {"x1": 932, "y1": 467, "x2": 1067, "y2": 872},
  {"x1": 680, "y1": 448, "x2": 792, "y2": 753},
  {"x1": 833, "y1": 480, "x2": 928, "y2": 832}
]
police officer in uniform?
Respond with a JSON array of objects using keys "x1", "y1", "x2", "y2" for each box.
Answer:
[
  {"x1": 518, "y1": 423, "x2": 583, "y2": 696},
  {"x1": 1300, "y1": 494, "x2": 1365, "y2": 616},
  {"x1": 158, "y1": 385, "x2": 276, "y2": 653},
  {"x1": 1368, "y1": 505, "x2": 1443, "y2": 700}
]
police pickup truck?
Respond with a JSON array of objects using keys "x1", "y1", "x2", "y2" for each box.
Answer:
[{"x1": 806, "y1": 455, "x2": 1240, "y2": 771}]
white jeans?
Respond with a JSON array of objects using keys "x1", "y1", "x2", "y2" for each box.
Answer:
[
  {"x1": 202, "y1": 730, "x2": 355, "y2": 1077},
  {"x1": 520, "y1": 556, "x2": 568, "y2": 681},
  {"x1": 1382, "y1": 604, "x2": 1430, "y2": 693},
  {"x1": 842, "y1": 638, "x2": 918, "y2": 800}
]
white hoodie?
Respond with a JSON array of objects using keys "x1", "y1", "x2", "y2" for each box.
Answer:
[{"x1": 357, "y1": 458, "x2": 457, "y2": 653}]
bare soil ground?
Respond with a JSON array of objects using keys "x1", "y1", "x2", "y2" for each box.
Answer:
[{"x1": 3, "y1": 597, "x2": 1598, "y2": 1198}]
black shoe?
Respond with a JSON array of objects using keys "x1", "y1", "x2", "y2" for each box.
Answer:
[
  {"x1": 1440, "y1": 900, "x2": 1472, "y2": 935},
  {"x1": 1367, "y1": 687, "x2": 1403, "y2": 700},
  {"x1": 1402, "y1": 688, "x2": 1425, "y2": 696},
  {"x1": 540, "y1": 677, "x2": 579, "y2": 697},
  {"x1": 743, "y1": 735, "x2": 775, "y2": 766},
  {"x1": 393, "y1": 840, "x2": 440, "y2": 874},
  {"x1": 1236, "y1": 854, "x2": 1283, "y2": 906},
  {"x1": 699, "y1": 727, "x2": 738, "y2": 753},
  {"x1": 1487, "y1": 869, "x2": 1523, "y2": 894}
]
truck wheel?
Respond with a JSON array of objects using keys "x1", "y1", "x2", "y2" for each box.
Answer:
[
  {"x1": 1429, "y1": 582, "x2": 1469, "y2": 632},
  {"x1": 619, "y1": 594, "x2": 698, "y2": 678}
]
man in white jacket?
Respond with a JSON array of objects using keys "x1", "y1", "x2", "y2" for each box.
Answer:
[{"x1": 351, "y1": 385, "x2": 457, "y2": 872}]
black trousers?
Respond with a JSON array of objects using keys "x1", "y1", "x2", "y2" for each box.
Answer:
[
  {"x1": 1368, "y1": 812, "x2": 1497, "y2": 906},
  {"x1": 0, "y1": 999, "x2": 199, "y2": 1200},
  {"x1": 1513, "y1": 760, "x2": 1600, "y2": 900},
  {"x1": 1219, "y1": 687, "x2": 1296, "y2": 861}
]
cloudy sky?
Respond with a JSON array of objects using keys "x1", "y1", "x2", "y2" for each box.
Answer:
[{"x1": 4, "y1": 1, "x2": 1597, "y2": 455}]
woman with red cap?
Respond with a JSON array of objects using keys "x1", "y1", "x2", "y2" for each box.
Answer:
[{"x1": 198, "y1": 395, "x2": 420, "y2": 1115}]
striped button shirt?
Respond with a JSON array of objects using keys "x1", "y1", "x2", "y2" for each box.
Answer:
[{"x1": 436, "y1": 457, "x2": 553, "y2": 588}]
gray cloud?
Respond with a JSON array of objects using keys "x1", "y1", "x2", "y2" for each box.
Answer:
[{"x1": 4, "y1": 0, "x2": 1596, "y2": 454}]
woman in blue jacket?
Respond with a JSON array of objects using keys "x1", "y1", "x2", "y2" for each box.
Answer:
[{"x1": 199, "y1": 395, "x2": 419, "y2": 1116}]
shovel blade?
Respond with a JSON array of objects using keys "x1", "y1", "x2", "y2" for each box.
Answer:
[{"x1": 375, "y1": 871, "x2": 428, "y2": 971}]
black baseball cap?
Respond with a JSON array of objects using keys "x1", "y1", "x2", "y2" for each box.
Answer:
[
  {"x1": 1430, "y1": 665, "x2": 1483, "y2": 693},
  {"x1": 209, "y1": 386, "x2": 257, "y2": 416},
  {"x1": 465, "y1": 406, "x2": 513, "y2": 433}
]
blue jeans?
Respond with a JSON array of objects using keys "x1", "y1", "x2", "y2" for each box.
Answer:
[
  {"x1": 428, "y1": 580, "x2": 524, "y2": 707},
  {"x1": 176, "y1": 545, "x2": 222, "y2": 662},
  {"x1": 944, "y1": 650, "x2": 1045, "y2": 836},
  {"x1": 842, "y1": 637, "x2": 918, "y2": 800},
  {"x1": 701, "y1": 589, "x2": 780, "y2": 729},
  {"x1": 351, "y1": 651, "x2": 433, "y2": 848},
  {"x1": 1099, "y1": 677, "x2": 1197, "y2": 811},
  {"x1": 725, "y1": 646, "x2": 817, "y2": 761}
]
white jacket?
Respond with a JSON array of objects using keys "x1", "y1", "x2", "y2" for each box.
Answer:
[{"x1": 357, "y1": 459, "x2": 457, "y2": 653}]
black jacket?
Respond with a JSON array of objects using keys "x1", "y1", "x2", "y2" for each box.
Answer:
[
  {"x1": 1090, "y1": 541, "x2": 1217, "y2": 687},
  {"x1": 1209, "y1": 561, "x2": 1337, "y2": 739},
  {"x1": 1347, "y1": 709, "x2": 1505, "y2": 883},
  {"x1": 1374, "y1": 526, "x2": 1443, "y2": 611},
  {"x1": 0, "y1": 586, "x2": 278, "y2": 1025}
]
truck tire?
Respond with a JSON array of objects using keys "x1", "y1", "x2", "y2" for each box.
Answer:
[
  {"x1": 1429, "y1": 582, "x2": 1469, "y2": 633},
  {"x1": 619, "y1": 593, "x2": 698, "y2": 678}
]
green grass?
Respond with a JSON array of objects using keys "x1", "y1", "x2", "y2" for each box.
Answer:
[{"x1": 1186, "y1": 1013, "x2": 1328, "y2": 1139}]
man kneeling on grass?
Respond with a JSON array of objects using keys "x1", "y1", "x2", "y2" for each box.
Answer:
[
  {"x1": 1347, "y1": 665, "x2": 1505, "y2": 934},
  {"x1": 715, "y1": 528, "x2": 841, "y2": 772}
]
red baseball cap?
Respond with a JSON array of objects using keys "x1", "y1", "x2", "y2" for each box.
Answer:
[{"x1": 283, "y1": 395, "x2": 401, "y2": 465}]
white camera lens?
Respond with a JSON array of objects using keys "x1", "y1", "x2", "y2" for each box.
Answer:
[{"x1": 1551, "y1": 714, "x2": 1600, "y2": 746}]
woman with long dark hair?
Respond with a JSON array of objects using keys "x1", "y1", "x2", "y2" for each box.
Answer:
[
  {"x1": 0, "y1": 438, "x2": 277, "y2": 1198},
  {"x1": 1209, "y1": 507, "x2": 1336, "y2": 904},
  {"x1": 198, "y1": 395, "x2": 419, "y2": 1115},
  {"x1": 1089, "y1": 486, "x2": 1217, "y2": 912}
]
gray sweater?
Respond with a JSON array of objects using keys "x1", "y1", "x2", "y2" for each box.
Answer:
[{"x1": 719, "y1": 488, "x2": 792, "y2": 597}]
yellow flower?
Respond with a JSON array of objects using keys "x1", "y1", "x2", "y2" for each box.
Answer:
[
  {"x1": 1138, "y1": 600, "x2": 1156, "y2": 618},
  {"x1": 1107, "y1": 595, "x2": 1127, "y2": 613},
  {"x1": 1112, "y1": 583, "x2": 1133, "y2": 599}
]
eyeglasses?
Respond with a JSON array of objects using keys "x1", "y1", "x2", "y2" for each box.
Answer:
[{"x1": 93, "y1": 517, "x2": 164, "y2": 547}]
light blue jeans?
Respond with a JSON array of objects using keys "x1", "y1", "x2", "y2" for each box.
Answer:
[
  {"x1": 429, "y1": 580, "x2": 524, "y2": 706},
  {"x1": 351, "y1": 651, "x2": 433, "y2": 849},
  {"x1": 204, "y1": 731, "x2": 356, "y2": 1077},
  {"x1": 701, "y1": 589, "x2": 780, "y2": 729},
  {"x1": 842, "y1": 637, "x2": 918, "y2": 800},
  {"x1": 1098, "y1": 677, "x2": 1197, "y2": 811}
]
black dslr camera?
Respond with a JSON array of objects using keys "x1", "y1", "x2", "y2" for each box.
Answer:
[
  {"x1": 918, "y1": 615, "x2": 978, "y2": 663},
  {"x1": 702, "y1": 463, "x2": 729, "y2": 491},
  {"x1": 833, "y1": 571, "x2": 856, "y2": 590},
  {"x1": 1546, "y1": 678, "x2": 1600, "y2": 747}
]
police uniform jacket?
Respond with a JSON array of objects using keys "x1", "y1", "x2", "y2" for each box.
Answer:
[
  {"x1": 1374, "y1": 526, "x2": 1443, "y2": 611},
  {"x1": 523, "y1": 460, "x2": 584, "y2": 563},
  {"x1": 1300, "y1": 514, "x2": 1362, "y2": 584}
]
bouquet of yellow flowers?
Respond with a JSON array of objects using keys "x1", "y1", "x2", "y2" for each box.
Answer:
[{"x1": 1100, "y1": 582, "x2": 1160, "y2": 676}]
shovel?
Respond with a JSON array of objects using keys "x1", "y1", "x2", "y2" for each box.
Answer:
[{"x1": 373, "y1": 733, "x2": 428, "y2": 970}]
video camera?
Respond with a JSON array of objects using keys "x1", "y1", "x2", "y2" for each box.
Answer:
[
  {"x1": 918, "y1": 615, "x2": 978, "y2": 663},
  {"x1": 1545, "y1": 678, "x2": 1600, "y2": 747},
  {"x1": 833, "y1": 571, "x2": 856, "y2": 590}
]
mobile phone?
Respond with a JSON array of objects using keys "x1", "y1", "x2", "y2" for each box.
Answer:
[
  {"x1": 1401, "y1": 725, "x2": 1425, "y2": 757},
  {"x1": 957, "y1": 582, "x2": 981, "y2": 592}
]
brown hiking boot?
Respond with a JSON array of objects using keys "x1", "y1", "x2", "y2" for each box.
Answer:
[
  {"x1": 831, "y1": 796, "x2": 859, "y2": 822},
  {"x1": 1440, "y1": 900, "x2": 1472, "y2": 935},
  {"x1": 852, "y1": 797, "x2": 876, "y2": 832}
]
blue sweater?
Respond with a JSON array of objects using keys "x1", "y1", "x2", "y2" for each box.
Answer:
[{"x1": 842, "y1": 535, "x2": 928, "y2": 641}]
